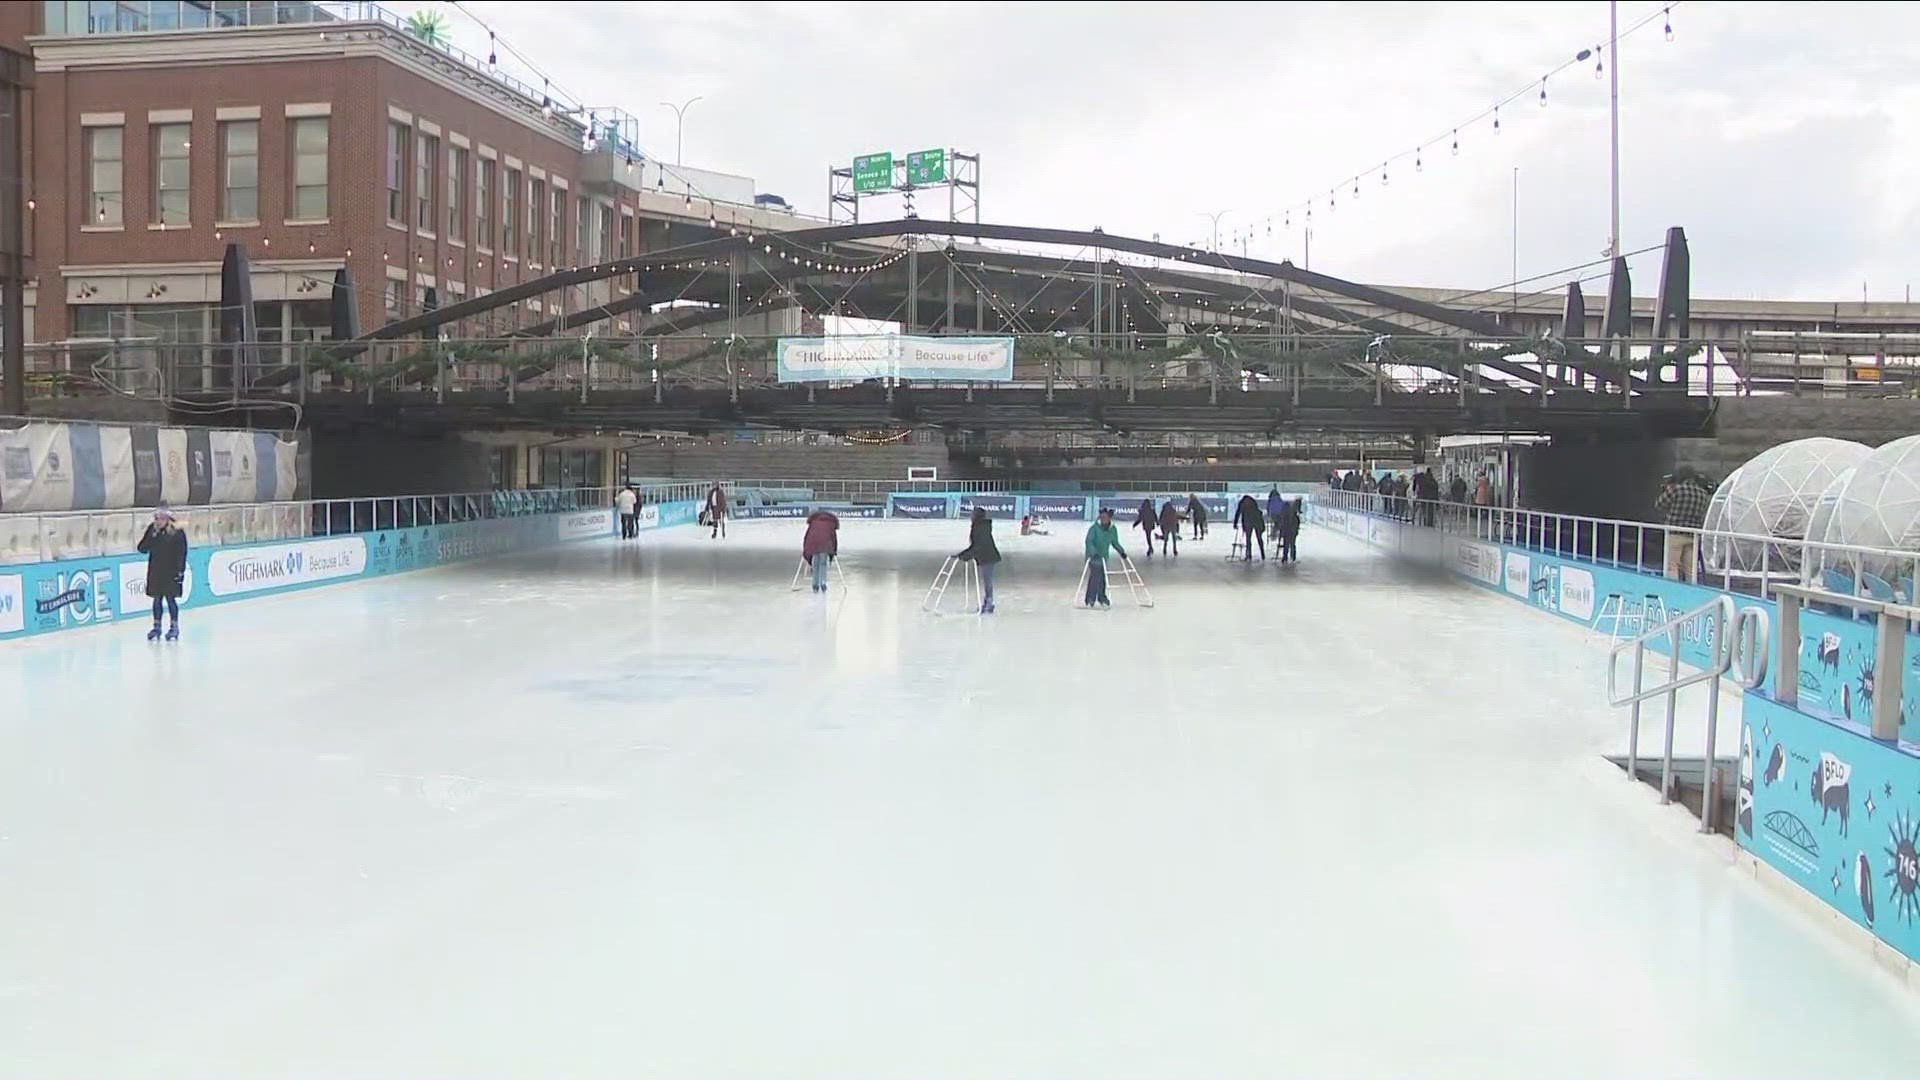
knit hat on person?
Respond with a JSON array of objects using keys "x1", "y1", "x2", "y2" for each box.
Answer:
[{"x1": 153, "y1": 504, "x2": 175, "y2": 523}]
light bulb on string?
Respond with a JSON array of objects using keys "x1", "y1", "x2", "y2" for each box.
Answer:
[
  {"x1": 1380, "y1": 163, "x2": 1388, "y2": 186},
  {"x1": 487, "y1": 31, "x2": 496, "y2": 66},
  {"x1": 1594, "y1": 47, "x2": 1604, "y2": 78},
  {"x1": 1539, "y1": 76, "x2": 1548, "y2": 106},
  {"x1": 1415, "y1": 148, "x2": 1423, "y2": 173},
  {"x1": 1493, "y1": 105, "x2": 1500, "y2": 133},
  {"x1": 1451, "y1": 129, "x2": 1459, "y2": 155},
  {"x1": 1664, "y1": 6, "x2": 1673, "y2": 40}
]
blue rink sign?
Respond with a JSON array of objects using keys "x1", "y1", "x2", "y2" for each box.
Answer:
[{"x1": 776, "y1": 336, "x2": 1014, "y2": 383}]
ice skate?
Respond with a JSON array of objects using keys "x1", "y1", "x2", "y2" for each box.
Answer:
[
  {"x1": 146, "y1": 624, "x2": 161, "y2": 641},
  {"x1": 165, "y1": 623, "x2": 179, "y2": 642}
]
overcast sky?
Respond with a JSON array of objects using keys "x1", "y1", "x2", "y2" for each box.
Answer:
[{"x1": 417, "y1": 1, "x2": 1915, "y2": 302}]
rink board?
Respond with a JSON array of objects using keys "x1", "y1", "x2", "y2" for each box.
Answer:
[
  {"x1": 884, "y1": 492, "x2": 1292, "y2": 522},
  {"x1": 0, "y1": 500, "x2": 697, "y2": 643},
  {"x1": 1316, "y1": 501, "x2": 1920, "y2": 967},
  {"x1": 1310, "y1": 502, "x2": 1920, "y2": 745}
]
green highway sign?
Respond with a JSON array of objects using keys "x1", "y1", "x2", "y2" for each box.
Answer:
[
  {"x1": 852, "y1": 152, "x2": 894, "y2": 193},
  {"x1": 905, "y1": 148, "x2": 946, "y2": 186}
]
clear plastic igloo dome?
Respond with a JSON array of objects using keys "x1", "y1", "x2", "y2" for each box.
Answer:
[
  {"x1": 1805, "y1": 432, "x2": 1920, "y2": 589},
  {"x1": 1701, "y1": 437, "x2": 1872, "y2": 574}
]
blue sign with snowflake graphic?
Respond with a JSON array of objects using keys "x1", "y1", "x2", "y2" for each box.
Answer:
[{"x1": 1741, "y1": 694, "x2": 1920, "y2": 959}]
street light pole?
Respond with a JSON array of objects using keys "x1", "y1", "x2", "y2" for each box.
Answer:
[
  {"x1": 1197, "y1": 210, "x2": 1231, "y2": 253},
  {"x1": 658, "y1": 96, "x2": 703, "y2": 166},
  {"x1": 1608, "y1": 0, "x2": 1620, "y2": 263}
]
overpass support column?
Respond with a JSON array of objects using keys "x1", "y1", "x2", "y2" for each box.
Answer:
[{"x1": 907, "y1": 243, "x2": 919, "y2": 334}]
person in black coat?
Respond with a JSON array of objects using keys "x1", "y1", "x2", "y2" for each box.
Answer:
[
  {"x1": 955, "y1": 506, "x2": 1002, "y2": 614},
  {"x1": 1134, "y1": 498, "x2": 1158, "y2": 558},
  {"x1": 1232, "y1": 494, "x2": 1266, "y2": 561},
  {"x1": 1275, "y1": 497, "x2": 1303, "y2": 565},
  {"x1": 136, "y1": 505, "x2": 189, "y2": 641}
]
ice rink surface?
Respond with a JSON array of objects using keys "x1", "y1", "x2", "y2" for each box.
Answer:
[{"x1": 4, "y1": 518, "x2": 1918, "y2": 1079}]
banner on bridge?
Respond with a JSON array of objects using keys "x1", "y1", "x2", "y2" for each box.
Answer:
[{"x1": 776, "y1": 335, "x2": 1014, "y2": 383}]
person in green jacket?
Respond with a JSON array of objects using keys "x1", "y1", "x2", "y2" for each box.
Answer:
[{"x1": 1082, "y1": 506, "x2": 1129, "y2": 608}]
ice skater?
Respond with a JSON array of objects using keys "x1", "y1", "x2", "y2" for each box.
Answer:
[
  {"x1": 1233, "y1": 493, "x2": 1266, "y2": 562},
  {"x1": 955, "y1": 505, "x2": 1001, "y2": 614},
  {"x1": 1157, "y1": 499, "x2": 1181, "y2": 557},
  {"x1": 616, "y1": 484, "x2": 639, "y2": 539},
  {"x1": 705, "y1": 482, "x2": 728, "y2": 539},
  {"x1": 1187, "y1": 493, "x2": 1208, "y2": 539},
  {"x1": 1275, "y1": 496, "x2": 1302, "y2": 564},
  {"x1": 136, "y1": 505, "x2": 188, "y2": 641},
  {"x1": 1134, "y1": 498, "x2": 1157, "y2": 558},
  {"x1": 1083, "y1": 506, "x2": 1128, "y2": 608},
  {"x1": 801, "y1": 508, "x2": 839, "y2": 592}
]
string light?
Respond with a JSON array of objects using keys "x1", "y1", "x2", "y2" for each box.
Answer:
[{"x1": 1153, "y1": 3, "x2": 1681, "y2": 255}]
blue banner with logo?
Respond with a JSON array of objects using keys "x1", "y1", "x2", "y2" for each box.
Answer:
[
  {"x1": 888, "y1": 495, "x2": 952, "y2": 519},
  {"x1": 956, "y1": 494, "x2": 1018, "y2": 519},
  {"x1": 1027, "y1": 495, "x2": 1089, "y2": 521}
]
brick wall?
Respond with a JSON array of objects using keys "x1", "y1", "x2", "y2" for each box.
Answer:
[{"x1": 32, "y1": 30, "x2": 654, "y2": 342}]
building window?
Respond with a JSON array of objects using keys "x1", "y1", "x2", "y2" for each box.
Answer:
[
  {"x1": 576, "y1": 194, "x2": 591, "y2": 262},
  {"x1": 385, "y1": 121, "x2": 406, "y2": 224},
  {"x1": 414, "y1": 131, "x2": 437, "y2": 232},
  {"x1": 528, "y1": 176, "x2": 544, "y2": 263},
  {"x1": 503, "y1": 167, "x2": 520, "y2": 257},
  {"x1": 384, "y1": 279, "x2": 402, "y2": 320},
  {"x1": 476, "y1": 158, "x2": 493, "y2": 250},
  {"x1": 219, "y1": 119, "x2": 258, "y2": 223},
  {"x1": 549, "y1": 185, "x2": 565, "y2": 267},
  {"x1": 619, "y1": 213, "x2": 632, "y2": 260},
  {"x1": 151, "y1": 121, "x2": 191, "y2": 226},
  {"x1": 290, "y1": 116, "x2": 329, "y2": 221},
  {"x1": 85, "y1": 125, "x2": 123, "y2": 227},
  {"x1": 446, "y1": 144, "x2": 467, "y2": 243},
  {"x1": 598, "y1": 204, "x2": 613, "y2": 267}
]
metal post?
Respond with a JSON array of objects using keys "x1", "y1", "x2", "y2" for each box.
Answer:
[
  {"x1": 1874, "y1": 607, "x2": 1905, "y2": 741},
  {"x1": 1660, "y1": 625, "x2": 1680, "y2": 803},
  {"x1": 1627, "y1": 643, "x2": 1645, "y2": 783},
  {"x1": 1701, "y1": 669, "x2": 1722, "y2": 833},
  {"x1": 1608, "y1": 0, "x2": 1621, "y2": 271},
  {"x1": 0, "y1": 55, "x2": 23, "y2": 419},
  {"x1": 906, "y1": 243, "x2": 919, "y2": 334}
]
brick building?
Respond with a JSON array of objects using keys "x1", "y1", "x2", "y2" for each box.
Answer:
[{"x1": 19, "y1": 1, "x2": 785, "y2": 374}]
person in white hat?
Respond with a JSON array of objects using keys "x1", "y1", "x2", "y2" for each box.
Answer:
[{"x1": 136, "y1": 504, "x2": 189, "y2": 641}]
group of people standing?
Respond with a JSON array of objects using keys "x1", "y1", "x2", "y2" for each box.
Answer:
[{"x1": 1229, "y1": 490, "x2": 1304, "y2": 563}]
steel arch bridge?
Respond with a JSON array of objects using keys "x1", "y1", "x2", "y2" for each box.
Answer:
[{"x1": 220, "y1": 218, "x2": 1712, "y2": 440}]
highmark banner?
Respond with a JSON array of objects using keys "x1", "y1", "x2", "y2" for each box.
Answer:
[{"x1": 775, "y1": 336, "x2": 1015, "y2": 383}]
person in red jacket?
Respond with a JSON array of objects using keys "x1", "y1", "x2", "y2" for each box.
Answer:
[{"x1": 802, "y1": 509, "x2": 840, "y2": 592}]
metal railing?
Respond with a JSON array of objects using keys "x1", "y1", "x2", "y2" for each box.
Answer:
[
  {"x1": 11, "y1": 334, "x2": 1754, "y2": 411},
  {"x1": 0, "y1": 483, "x2": 714, "y2": 566},
  {"x1": 1772, "y1": 584, "x2": 1911, "y2": 741},
  {"x1": 1605, "y1": 597, "x2": 1769, "y2": 833},
  {"x1": 1311, "y1": 487, "x2": 1920, "y2": 604}
]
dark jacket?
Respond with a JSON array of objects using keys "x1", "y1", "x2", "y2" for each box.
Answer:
[
  {"x1": 137, "y1": 523, "x2": 189, "y2": 599},
  {"x1": 1158, "y1": 502, "x2": 1180, "y2": 534},
  {"x1": 957, "y1": 515, "x2": 1001, "y2": 564},
  {"x1": 1135, "y1": 500, "x2": 1155, "y2": 531},
  {"x1": 1276, "y1": 499, "x2": 1302, "y2": 535},
  {"x1": 802, "y1": 511, "x2": 839, "y2": 558},
  {"x1": 1187, "y1": 495, "x2": 1207, "y2": 525},
  {"x1": 1233, "y1": 495, "x2": 1265, "y2": 534}
]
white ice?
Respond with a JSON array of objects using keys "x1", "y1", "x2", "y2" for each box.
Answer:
[{"x1": 2, "y1": 519, "x2": 1916, "y2": 1079}]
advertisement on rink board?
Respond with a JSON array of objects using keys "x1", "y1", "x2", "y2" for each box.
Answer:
[
  {"x1": 555, "y1": 508, "x2": 616, "y2": 542},
  {"x1": 956, "y1": 494, "x2": 1018, "y2": 519},
  {"x1": 1027, "y1": 496, "x2": 1089, "y2": 520},
  {"x1": 889, "y1": 495, "x2": 950, "y2": 519},
  {"x1": 0, "y1": 505, "x2": 629, "y2": 643}
]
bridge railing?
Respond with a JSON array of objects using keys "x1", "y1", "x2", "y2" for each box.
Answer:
[
  {"x1": 10, "y1": 334, "x2": 1767, "y2": 408},
  {"x1": 1311, "y1": 487, "x2": 1920, "y2": 605}
]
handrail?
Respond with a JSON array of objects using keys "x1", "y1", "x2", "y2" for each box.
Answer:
[
  {"x1": 1311, "y1": 486, "x2": 1920, "y2": 602},
  {"x1": 1605, "y1": 596, "x2": 1736, "y2": 709}
]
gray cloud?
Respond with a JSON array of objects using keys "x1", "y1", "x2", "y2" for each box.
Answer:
[{"x1": 431, "y1": 1, "x2": 1920, "y2": 300}]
